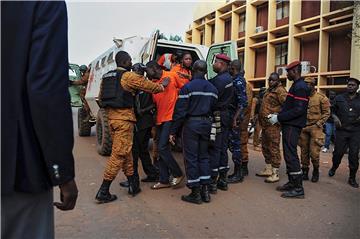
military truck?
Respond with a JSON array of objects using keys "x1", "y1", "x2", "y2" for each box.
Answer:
[
  {"x1": 68, "y1": 63, "x2": 82, "y2": 107},
  {"x1": 81, "y1": 31, "x2": 238, "y2": 156}
]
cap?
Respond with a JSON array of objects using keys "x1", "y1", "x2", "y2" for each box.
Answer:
[
  {"x1": 347, "y1": 77, "x2": 360, "y2": 85},
  {"x1": 304, "y1": 77, "x2": 316, "y2": 84},
  {"x1": 286, "y1": 60, "x2": 301, "y2": 70},
  {"x1": 215, "y1": 54, "x2": 231, "y2": 63}
]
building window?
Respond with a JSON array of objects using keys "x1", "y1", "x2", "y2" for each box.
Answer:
[
  {"x1": 238, "y1": 13, "x2": 246, "y2": 33},
  {"x1": 200, "y1": 30, "x2": 204, "y2": 45},
  {"x1": 275, "y1": 42, "x2": 288, "y2": 66},
  {"x1": 211, "y1": 25, "x2": 215, "y2": 44},
  {"x1": 276, "y1": 1, "x2": 289, "y2": 20},
  {"x1": 224, "y1": 19, "x2": 232, "y2": 41}
]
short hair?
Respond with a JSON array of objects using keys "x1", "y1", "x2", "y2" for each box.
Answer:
[
  {"x1": 115, "y1": 51, "x2": 131, "y2": 67},
  {"x1": 230, "y1": 59, "x2": 242, "y2": 72},
  {"x1": 192, "y1": 60, "x2": 207, "y2": 74},
  {"x1": 181, "y1": 51, "x2": 192, "y2": 59},
  {"x1": 348, "y1": 77, "x2": 360, "y2": 85},
  {"x1": 146, "y1": 60, "x2": 162, "y2": 70},
  {"x1": 269, "y1": 72, "x2": 280, "y2": 80}
]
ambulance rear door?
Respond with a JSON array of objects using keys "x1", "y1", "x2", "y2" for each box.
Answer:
[
  {"x1": 206, "y1": 41, "x2": 238, "y2": 79},
  {"x1": 140, "y1": 30, "x2": 159, "y2": 64}
]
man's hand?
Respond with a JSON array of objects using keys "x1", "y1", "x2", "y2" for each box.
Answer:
[
  {"x1": 169, "y1": 134, "x2": 176, "y2": 146},
  {"x1": 333, "y1": 115, "x2": 342, "y2": 128},
  {"x1": 267, "y1": 114, "x2": 278, "y2": 125},
  {"x1": 177, "y1": 71, "x2": 191, "y2": 80},
  {"x1": 54, "y1": 179, "x2": 78, "y2": 211},
  {"x1": 161, "y1": 77, "x2": 170, "y2": 87}
]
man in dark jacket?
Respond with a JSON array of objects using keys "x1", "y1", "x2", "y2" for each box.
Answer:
[
  {"x1": 1, "y1": 2, "x2": 78, "y2": 238},
  {"x1": 268, "y1": 61, "x2": 311, "y2": 198},
  {"x1": 328, "y1": 78, "x2": 360, "y2": 188}
]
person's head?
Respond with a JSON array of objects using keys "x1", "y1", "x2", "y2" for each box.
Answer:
[
  {"x1": 181, "y1": 51, "x2": 192, "y2": 68},
  {"x1": 173, "y1": 50, "x2": 183, "y2": 63},
  {"x1": 304, "y1": 77, "x2": 316, "y2": 93},
  {"x1": 213, "y1": 54, "x2": 230, "y2": 73},
  {"x1": 347, "y1": 77, "x2": 360, "y2": 94},
  {"x1": 192, "y1": 60, "x2": 207, "y2": 79},
  {"x1": 268, "y1": 72, "x2": 280, "y2": 88},
  {"x1": 328, "y1": 90, "x2": 336, "y2": 100},
  {"x1": 132, "y1": 63, "x2": 146, "y2": 76},
  {"x1": 286, "y1": 61, "x2": 301, "y2": 81},
  {"x1": 79, "y1": 65, "x2": 88, "y2": 74},
  {"x1": 229, "y1": 59, "x2": 242, "y2": 77},
  {"x1": 146, "y1": 60, "x2": 163, "y2": 80},
  {"x1": 115, "y1": 51, "x2": 132, "y2": 70}
]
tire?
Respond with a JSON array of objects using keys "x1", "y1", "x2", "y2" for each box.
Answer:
[
  {"x1": 96, "y1": 108, "x2": 112, "y2": 156},
  {"x1": 78, "y1": 107, "x2": 92, "y2": 137}
]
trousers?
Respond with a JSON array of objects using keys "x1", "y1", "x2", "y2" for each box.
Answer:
[
  {"x1": 209, "y1": 125, "x2": 230, "y2": 176},
  {"x1": 229, "y1": 127, "x2": 242, "y2": 165},
  {"x1": 282, "y1": 125, "x2": 302, "y2": 174},
  {"x1": 157, "y1": 121, "x2": 183, "y2": 183},
  {"x1": 103, "y1": 119, "x2": 134, "y2": 181},
  {"x1": 299, "y1": 125, "x2": 325, "y2": 169},
  {"x1": 324, "y1": 122, "x2": 335, "y2": 149},
  {"x1": 261, "y1": 124, "x2": 282, "y2": 168},
  {"x1": 182, "y1": 119, "x2": 212, "y2": 188}
]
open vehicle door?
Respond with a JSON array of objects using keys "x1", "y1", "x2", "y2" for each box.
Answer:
[
  {"x1": 206, "y1": 41, "x2": 238, "y2": 80},
  {"x1": 140, "y1": 30, "x2": 159, "y2": 64}
]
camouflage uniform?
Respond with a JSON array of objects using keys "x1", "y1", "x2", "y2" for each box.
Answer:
[
  {"x1": 239, "y1": 83, "x2": 253, "y2": 163},
  {"x1": 103, "y1": 68, "x2": 164, "y2": 181},
  {"x1": 299, "y1": 91, "x2": 330, "y2": 170},
  {"x1": 259, "y1": 85, "x2": 287, "y2": 168}
]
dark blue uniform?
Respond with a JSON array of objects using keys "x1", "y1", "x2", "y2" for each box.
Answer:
[
  {"x1": 209, "y1": 71, "x2": 234, "y2": 176},
  {"x1": 278, "y1": 78, "x2": 310, "y2": 174},
  {"x1": 228, "y1": 72, "x2": 248, "y2": 165},
  {"x1": 171, "y1": 77, "x2": 218, "y2": 188}
]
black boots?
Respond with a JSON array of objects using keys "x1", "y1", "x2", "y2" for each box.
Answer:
[
  {"x1": 127, "y1": 175, "x2": 141, "y2": 196},
  {"x1": 119, "y1": 180, "x2": 129, "y2": 187},
  {"x1": 302, "y1": 168, "x2": 309, "y2": 181},
  {"x1": 209, "y1": 175, "x2": 218, "y2": 194},
  {"x1": 200, "y1": 185, "x2": 211, "y2": 203},
  {"x1": 217, "y1": 171, "x2": 228, "y2": 191},
  {"x1": 348, "y1": 169, "x2": 359, "y2": 188},
  {"x1": 281, "y1": 174, "x2": 305, "y2": 199},
  {"x1": 95, "y1": 180, "x2": 117, "y2": 203},
  {"x1": 181, "y1": 186, "x2": 202, "y2": 204},
  {"x1": 241, "y1": 161, "x2": 249, "y2": 176},
  {"x1": 311, "y1": 167, "x2": 319, "y2": 182},
  {"x1": 227, "y1": 164, "x2": 244, "y2": 184},
  {"x1": 276, "y1": 174, "x2": 293, "y2": 192},
  {"x1": 328, "y1": 165, "x2": 338, "y2": 177}
]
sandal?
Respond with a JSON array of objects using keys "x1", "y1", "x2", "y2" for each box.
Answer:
[{"x1": 151, "y1": 182, "x2": 171, "y2": 190}]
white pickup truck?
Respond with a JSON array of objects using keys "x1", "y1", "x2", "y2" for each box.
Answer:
[{"x1": 79, "y1": 31, "x2": 238, "y2": 156}]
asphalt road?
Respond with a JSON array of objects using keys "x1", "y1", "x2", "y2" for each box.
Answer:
[{"x1": 55, "y1": 109, "x2": 359, "y2": 238}]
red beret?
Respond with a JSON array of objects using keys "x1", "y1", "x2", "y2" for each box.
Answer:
[
  {"x1": 215, "y1": 53, "x2": 231, "y2": 63},
  {"x1": 286, "y1": 60, "x2": 301, "y2": 70}
]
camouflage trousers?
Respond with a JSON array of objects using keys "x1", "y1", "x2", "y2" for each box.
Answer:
[
  {"x1": 253, "y1": 119, "x2": 262, "y2": 147},
  {"x1": 299, "y1": 125, "x2": 325, "y2": 169},
  {"x1": 261, "y1": 124, "x2": 282, "y2": 168},
  {"x1": 103, "y1": 119, "x2": 134, "y2": 181},
  {"x1": 239, "y1": 111, "x2": 251, "y2": 163}
]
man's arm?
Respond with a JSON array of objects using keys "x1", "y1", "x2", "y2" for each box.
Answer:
[
  {"x1": 170, "y1": 86, "x2": 190, "y2": 136},
  {"x1": 278, "y1": 86, "x2": 309, "y2": 122},
  {"x1": 27, "y1": 2, "x2": 77, "y2": 210},
  {"x1": 277, "y1": 86, "x2": 288, "y2": 105},
  {"x1": 122, "y1": 72, "x2": 164, "y2": 94},
  {"x1": 316, "y1": 96, "x2": 331, "y2": 127}
]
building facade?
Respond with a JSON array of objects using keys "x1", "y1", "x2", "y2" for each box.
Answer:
[{"x1": 185, "y1": 0, "x2": 359, "y2": 94}]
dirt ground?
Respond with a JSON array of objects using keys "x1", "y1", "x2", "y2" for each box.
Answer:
[{"x1": 55, "y1": 110, "x2": 359, "y2": 238}]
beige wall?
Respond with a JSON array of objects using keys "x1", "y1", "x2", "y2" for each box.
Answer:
[{"x1": 193, "y1": 1, "x2": 225, "y2": 21}]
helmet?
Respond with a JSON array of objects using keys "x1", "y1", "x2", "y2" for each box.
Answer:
[{"x1": 79, "y1": 65, "x2": 88, "y2": 73}]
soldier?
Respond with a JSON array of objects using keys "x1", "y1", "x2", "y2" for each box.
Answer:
[
  {"x1": 170, "y1": 60, "x2": 218, "y2": 204},
  {"x1": 239, "y1": 81, "x2": 254, "y2": 176},
  {"x1": 299, "y1": 77, "x2": 330, "y2": 183},
  {"x1": 95, "y1": 51, "x2": 166, "y2": 204},
  {"x1": 256, "y1": 73, "x2": 287, "y2": 183},
  {"x1": 208, "y1": 54, "x2": 234, "y2": 193},
  {"x1": 252, "y1": 87, "x2": 266, "y2": 151},
  {"x1": 268, "y1": 60, "x2": 311, "y2": 199},
  {"x1": 227, "y1": 59, "x2": 248, "y2": 184},
  {"x1": 328, "y1": 78, "x2": 360, "y2": 188}
]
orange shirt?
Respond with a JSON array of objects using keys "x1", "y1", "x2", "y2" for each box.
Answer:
[
  {"x1": 152, "y1": 71, "x2": 186, "y2": 125},
  {"x1": 171, "y1": 64, "x2": 191, "y2": 86}
]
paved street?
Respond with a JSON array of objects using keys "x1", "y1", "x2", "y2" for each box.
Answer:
[{"x1": 55, "y1": 109, "x2": 359, "y2": 238}]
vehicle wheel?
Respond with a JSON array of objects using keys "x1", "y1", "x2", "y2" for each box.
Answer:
[
  {"x1": 78, "y1": 107, "x2": 92, "y2": 137},
  {"x1": 96, "y1": 109, "x2": 112, "y2": 156}
]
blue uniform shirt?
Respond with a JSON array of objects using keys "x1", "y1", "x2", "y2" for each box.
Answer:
[
  {"x1": 171, "y1": 77, "x2": 218, "y2": 135},
  {"x1": 278, "y1": 78, "x2": 311, "y2": 128},
  {"x1": 209, "y1": 71, "x2": 234, "y2": 111},
  {"x1": 230, "y1": 72, "x2": 248, "y2": 114}
]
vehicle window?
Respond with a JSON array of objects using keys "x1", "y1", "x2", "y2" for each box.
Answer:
[
  {"x1": 101, "y1": 56, "x2": 106, "y2": 67},
  {"x1": 107, "y1": 52, "x2": 114, "y2": 63},
  {"x1": 95, "y1": 61, "x2": 100, "y2": 70}
]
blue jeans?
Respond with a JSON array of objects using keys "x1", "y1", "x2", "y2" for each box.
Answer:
[
  {"x1": 156, "y1": 121, "x2": 183, "y2": 184},
  {"x1": 324, "y1": 122, "x2": 335, "y2": 149}
]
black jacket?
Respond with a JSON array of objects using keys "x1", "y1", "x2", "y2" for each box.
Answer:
[
  {"x1": 278, "y1": 78, "x2": 311, "y2": 128},
  {"x1": 332, "y1": 93, "x2": 360, "y2": 131},
  {"x1": 1, "y1": 1, "x2": 75, "y2": 194}
]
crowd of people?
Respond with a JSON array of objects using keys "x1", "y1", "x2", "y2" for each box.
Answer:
[{"x1": 94, "y1": 50, "x2": 360, "y2": 205}]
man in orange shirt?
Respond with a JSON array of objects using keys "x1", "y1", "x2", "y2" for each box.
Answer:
[
  {"x1": 146, "y1": 60, "x2": 185, "y2": 189},
  {"x1": 171, "y1": 51, "x2": 192, "y2": 86}
]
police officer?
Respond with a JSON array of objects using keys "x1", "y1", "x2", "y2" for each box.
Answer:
[
  {"x1": 257, "y1": 73, "x2": 287, "y2": 183},
  {"x1": 328, "y1": 78, "x2": 360, "y2": 188},
  {"x1": 208, "y1": 54, "x2": 234, "y2": 193},
  {"x1": 268, "y1": 60, "x2": 311, "y2": 199},
  {"x1": 170, "y1": 60, "x2": 218, "y2": 204},
  {"x1": 299, "y1": 77, "x2": 330, "y2": 183},
  {"x1": 227, "y1": 59, "x2": 248, "y2": 183},
  {"x1": 95, "y1": 51, "x2": 166, "y2": 203}
]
